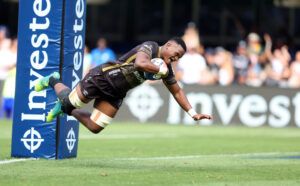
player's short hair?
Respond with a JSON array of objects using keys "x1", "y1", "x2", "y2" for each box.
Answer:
[{"x1": 170, "y1": 37, "x2": 187, "y2": 52}]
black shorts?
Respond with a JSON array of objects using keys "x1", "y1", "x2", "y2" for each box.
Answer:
[{"x1": 79, "y1": 66, "x2": 124, "y2": 109}]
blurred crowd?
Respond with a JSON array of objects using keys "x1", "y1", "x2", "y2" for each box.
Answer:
[
  {"x1": 1, "y1": 22, "x2": 300, "y2": 119},
  {"x1": 175, "y1": 22, "x2": 300, "y2": 88},
  {"x1": 0, "y1": 25, "x2": 17, "y2": 119},
  {"x1": 0, "y1": 25, "x2": 117, "y2": 119}
]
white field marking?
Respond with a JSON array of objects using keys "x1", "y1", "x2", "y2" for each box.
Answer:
[
  {"x1": 79, "y1": 131, "x2": 300, "y2": 140},
  {"x1": 114, "y1": 152, "x2": 300, "y2": 161},
  {"x1": 0, "y1": 158, "x2": 37, "y2": 165},
  {"x1": 79, "y1": 133, "x2": 178, "y2": 139}
]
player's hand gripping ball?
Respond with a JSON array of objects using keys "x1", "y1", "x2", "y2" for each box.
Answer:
[{"x1": 144, "y1": 58, "x2": 168, "y2": 80}]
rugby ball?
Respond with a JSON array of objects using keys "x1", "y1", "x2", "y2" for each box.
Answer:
[{"x1": 144, "y1": 58, "x2": 166, "y2": 80}]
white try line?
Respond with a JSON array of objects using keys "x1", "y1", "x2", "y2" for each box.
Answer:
[
  {"x1": 80, "y1": 133, "x2": 178, "y2": 139},
  {"x1": 0, "y1": 158, "x2": 37, "y2": 165},
  {"x1": 115, "y1": 152, "x2": 300, "y2": 161}
]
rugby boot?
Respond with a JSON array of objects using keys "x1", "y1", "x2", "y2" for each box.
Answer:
[
  {"x1": 34, "y1": 72, "x2": 60, "y2": 92},
  {"x1": 46, "y1": 100, "x2": 63, "y2": 122}
]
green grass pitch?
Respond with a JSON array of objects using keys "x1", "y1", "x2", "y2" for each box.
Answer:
[{"x1": 1, "y1": 119, "x2": 300, "y2": 186}]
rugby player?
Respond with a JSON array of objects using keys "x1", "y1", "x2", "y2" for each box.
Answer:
[{"x1": 35, "y1": 37, "x2": 212, "y2": 133}]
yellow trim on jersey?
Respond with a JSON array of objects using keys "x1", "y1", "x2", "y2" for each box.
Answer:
[
  {"x1": 102, "y1": 64, "x2": 120, "y2": 72},
  {"x1": 158, "y1": 47, "x2": 162, "y2": 58},
  {"x1": 102, "y1": 54, "x2": 137, "y2": 72}
]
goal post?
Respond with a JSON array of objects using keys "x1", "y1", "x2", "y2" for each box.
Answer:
[{"x1": 11, "y1": 0, "x2": 86, "y2": 159}]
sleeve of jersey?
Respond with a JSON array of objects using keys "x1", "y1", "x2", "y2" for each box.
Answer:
[
  {"x1": 162, "y1": 65, "x2": 177, "y2": 85},
  {"x1": 137, "y1": 42, "x2": 157, "y2": 57}
]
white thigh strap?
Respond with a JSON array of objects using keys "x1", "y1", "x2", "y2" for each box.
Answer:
[
  {"x1": 68, "y1": 88, "x2": 85, "y2": 108},
  {"x1": 90, "y1": 109, "x2": 113, "y2": 128}
]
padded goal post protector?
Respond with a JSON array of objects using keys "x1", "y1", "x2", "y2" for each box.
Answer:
[
  {"x1": 57, "y1": 0, "x2": 86, "y2": 159},
  {"x1": 11, "y1": 0, "x2": 86, "y2": 159}
]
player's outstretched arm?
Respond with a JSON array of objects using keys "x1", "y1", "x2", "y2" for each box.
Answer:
[{"x1": 163, "y1": 81, "x2": 212, "y2": 121}]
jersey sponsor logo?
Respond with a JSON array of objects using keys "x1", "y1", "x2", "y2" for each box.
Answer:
[
  {"x1": 108, "y1": 69, "x2": 121, "y2": 76},
  {"x1": 144, "y1": 44, "x2": 152, "y2": 51}
]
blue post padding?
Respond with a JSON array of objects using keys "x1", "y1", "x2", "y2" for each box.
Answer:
[
  {"x1": 11, "y1": 0, "x2": 63, "y2": 158},
  {"x1": 57, "y1": 0, "x2": 86, "y2": 159}
]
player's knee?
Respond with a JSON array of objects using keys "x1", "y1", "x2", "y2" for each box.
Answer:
[
  {"x1": 90, "y1": 109, "x2": 113, "y2": 130},
  {"x1": 68, "y1": 88, "x2": 85, "y2": 108},
  {"x1": 89, "y1": 123, "x2": 103, "y2": 134},
  {"x1": 61, "y1": 98, "x2": 76, "y2": 115},
  {"x1": 57, "y1": 89, "x2": 71, "y2": 101},
  {"x1": 59, "y1": 88, "x2": 86, "y2": 115},
  {"x1": 57, "y1": 89, "x2": 74, "y2": 115}
]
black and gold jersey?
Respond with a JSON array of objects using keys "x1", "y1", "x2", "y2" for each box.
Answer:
[
  {"x1": 110, "y1": 41, "x2": 176, "y2": 86},
  {"x1": 81, "y1": 41, "x2": 177, "y2": 102}
]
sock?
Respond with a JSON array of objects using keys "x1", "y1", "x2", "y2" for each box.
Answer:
[{"x1": 49, "y1": 76, "x2": 62, "y2": 88}]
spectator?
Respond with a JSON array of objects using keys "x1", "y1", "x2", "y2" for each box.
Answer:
[
  {"x1": 232, "y1": 40, "x2": 250, "y2": 85},
  {"x1": 90, "y1": 37, "x2": 116, "y2": 67},
  {"x1": 202, "y1": 48, "x2": 218, "y2": 85},
  {"x1": 265, "y1": 46, "x2": 291, "y2": 87},
  {"x1": 83, "y1": 45, "x2": 92, "y2": 76},
  {"x1": 288, "y1": 51, "x2": 300, "y2": 88},
  {"x1": 245, "y1": 33, "x2": 269, "y2": 87},
  {"x1": 245, "y1": 54, "x2": 265, "y2": 87},
  {"x1": 2, "y1": 37, "x2": 17, "y2": 119},
  {"x1": 247, "y1": 33, "x2": 263, "y2": 55},
  {"x1": 0, "y1": 26, "x2": 11, "y2": 80},
  {"x1": 246, "y1": 32, "x2": 269, "y2": 65},
  {"x1": 0, "y1": 26, "x2": 11, "y2": 117},
  {"x1": 0, "y1": 25, "x2": 10, "y2": 50},
  {"x1": 182, "y1": 22, "x2": 204, "y2": 55},
  {"x1": 176, "y1": 47, "x2": 207, "y2": 85},
  {"x1": 177, "y1": 23, "x2": 207, "y2": 85},
  {"x1": 214, "y1": 47, "x2": 234, "y2": 86}
]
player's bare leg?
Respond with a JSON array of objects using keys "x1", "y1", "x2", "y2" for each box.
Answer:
[
  {"x1": 71, "y1": 101, "x2": 118, "y2": 134},
  {"x1": 35, "y1": 73, "x2": 88, "y2": 122},
  {"x1": 34, "y1": 72, "x2": 65, "y2": 121},
  {"x1": 52, "y1": 83, "x2": 117, "y2": 133},
  {"x1": 34, "y1": 72, "x2": 117, "y2": 133},
  {"x1": 45, "y1": 83, "x2": 90, "y2": 122}
]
